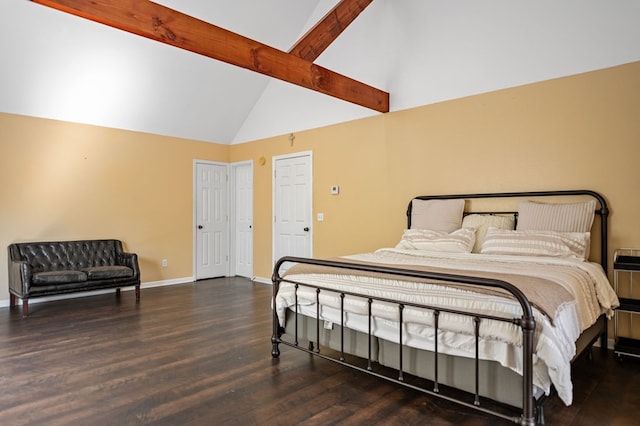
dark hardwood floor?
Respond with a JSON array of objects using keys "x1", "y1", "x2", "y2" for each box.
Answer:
[{"x1": 1, "y1": 278, "x2": 639, "y2": 425}]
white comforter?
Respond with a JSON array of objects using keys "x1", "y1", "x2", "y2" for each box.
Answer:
[{"x1": 275, "y1": 248, "x2": 619, "y2": 405}]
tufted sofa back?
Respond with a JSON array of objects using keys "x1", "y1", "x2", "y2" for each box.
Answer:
[{"x1": 10, "y1": 240, "x2": 124, "y2": 273}]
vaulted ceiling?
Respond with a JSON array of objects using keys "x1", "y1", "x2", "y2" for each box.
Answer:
[{"x1": 3, "y1": 1, "x2": 639, "y2": 144}]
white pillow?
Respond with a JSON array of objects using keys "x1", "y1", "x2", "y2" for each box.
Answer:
[
  {"x1": 480, "y1": 227, "x2": 591, "y2": 261},
  {"x1": 461, "y1": 214, "x2": 516, "y2": 253},
  {"x1": 516, "y1": 200, "x2": 596, "y2": 232},
  {"x1": 396, "y1": 228, "x2": 476, "y2": 253},
  {"x1": 411, "y1": 199, "x2": 465, "y2": 233}
]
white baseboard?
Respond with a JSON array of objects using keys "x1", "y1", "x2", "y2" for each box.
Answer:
[
  {"x1": 592, "y1": 338, "x2": 615, "y2": 351},
  {"x1": 253, "y1": 276, "x2": 272, "y2": 285},
  {"x1": 141, "y1": 277, "x2": 194, "y2": 289},
  {"x1": 0, "y1": 277, "x2": 195, "y2": 308}
]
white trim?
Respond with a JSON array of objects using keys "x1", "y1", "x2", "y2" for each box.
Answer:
[
  {"x1": 252, "y1": 276, "x2": 272, "y2": 285},
  {"x1": 593, "y1": 338, "x2": 615, "y2": 351},
  {"x1": 141, "y1": 276, "x2": 194, "y2": 289},
  {"x1": 2, "y1": 289, "x2": 120, "y2": 308},
  {"x1": 0, "y1": 277, "x2": 195, "y2": 308},
  {"x1": 193, "y1": 159, "x2": 231, "y2": 279},
  {"x1": 271, "y1": 151, "x2": 313, "y2": 269}
]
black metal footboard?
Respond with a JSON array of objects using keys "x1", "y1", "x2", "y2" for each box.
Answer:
[{"x1": 271, "y1": 256, "x2": 539, "y2": 426}]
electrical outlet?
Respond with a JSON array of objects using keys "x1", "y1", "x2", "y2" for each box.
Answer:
[{"x1": 161, "y1": 259, "x2": 168, "y2": 267}]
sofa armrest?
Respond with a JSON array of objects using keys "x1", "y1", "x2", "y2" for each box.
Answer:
[
  {"x1": 8, "y1": 258, "x2": 31, "y2": 298},
  {"x1": 117, "y1": 252, "x2": 141, "y2": 282}
]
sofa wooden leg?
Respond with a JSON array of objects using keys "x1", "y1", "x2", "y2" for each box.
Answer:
[
  {"x1": 116, "y1": 288, "x2": 121, "y2": 298},
  {"x1": 9, "y1": 294, "x2": 16, "y2": 307},
  {"x1": 135, "y1": 285, "x2": 140, "y2": 302},
  {"x1": 22, "y1": 299, "x2": 28, "y2": 317}
]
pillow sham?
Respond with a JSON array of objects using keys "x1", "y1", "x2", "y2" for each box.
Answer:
[
  {"x1": 461, "y1": 214, "x2": 516, "y2": 253},
  {"x1": 480, "y1": 227, "x2": 590, "y2": 260},
  {"x1": 516, "y1": 199, "x2": 596, "y2": 233},
  {"x1": 411, "y1": 199, "x2": 465, "y2": 233},
  {"x1": 396, "y1": 227, "x2": 476, "y2": 253}
]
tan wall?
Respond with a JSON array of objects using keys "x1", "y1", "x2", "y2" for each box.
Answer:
[
  {"x1": 1, "y1": 61, "x2": 638, "y2": 316},
  {"x1": 234, "y1": 61, "x2": 640, "y2": 282},
  {"x1": 235, "y1": 61, "x2": 640, "y2": 339},
  {"x1": 0, "y1": 113, "x2": 229, "y2": 296}
]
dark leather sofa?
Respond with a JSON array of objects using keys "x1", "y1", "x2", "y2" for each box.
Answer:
[{"x1": 8, "y1": 239, "x2": 140, "y2": 316}]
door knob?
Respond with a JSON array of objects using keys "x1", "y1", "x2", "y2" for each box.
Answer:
[
  {"x1": 198, "y1": 225, "x2": 204, "y2": 229},
  {"x1": 303, "y1": 227, "x2": 310, "y2": 232}
]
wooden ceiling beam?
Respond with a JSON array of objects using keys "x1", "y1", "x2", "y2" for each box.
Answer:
[
  {"x1": 290, "y1": 0, "x2": 373, "y2": 62},
  {"x1": 31, "y1": 0, "x2": 389, "y2": 113}
]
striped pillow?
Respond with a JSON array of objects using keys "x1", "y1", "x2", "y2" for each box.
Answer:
[
  {"x1": 461, "y1": 214, "x2": 516, "y2": 253},
  {"x1": 480, "y1": 227, "x2": 590, "y2": 260},
  {"x1": 396, "y1": 228, "x2": 476, "y2": 253},
  {"x1": 516, "y1": 200, "x2": 596, "y2": 232}
]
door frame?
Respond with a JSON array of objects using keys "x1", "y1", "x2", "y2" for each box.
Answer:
[
  {"x1": 193, "y1": 159, "x2": 230, "y2": 280},
  {"x1": 230, "y1": 160, "x2": 254, "y2": 278},
  {"x1": 272, "y1": 151, "x2": 313, "y2": 268}
]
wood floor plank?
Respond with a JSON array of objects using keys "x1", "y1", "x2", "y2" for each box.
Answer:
[{"x1": 1, "y1": 277, "x2": 639, "y2": 425}]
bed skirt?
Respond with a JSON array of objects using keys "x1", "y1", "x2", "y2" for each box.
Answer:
[{"x1": 283, "y1": 309, "x2": 606, "y2": 409}]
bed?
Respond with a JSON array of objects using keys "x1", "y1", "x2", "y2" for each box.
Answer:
[{"x1": 270, "y1": 190, "x2": 619, "y2": 425}]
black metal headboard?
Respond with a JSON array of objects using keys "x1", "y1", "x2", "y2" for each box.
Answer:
[{"x1": 406, "y1": 190, "x2": 610, "y2": 272}]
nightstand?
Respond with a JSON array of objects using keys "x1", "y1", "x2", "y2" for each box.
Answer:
[{"x1": 614, "y1": 248, "x2": 640, "y2": 358}]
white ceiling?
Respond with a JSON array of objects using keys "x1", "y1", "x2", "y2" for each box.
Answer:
[
  {"x1": 155, "y1": 0, "x2": 327, "y2": 51},
  {"x1": 1, "y1": 1, "x2": 639, "y2": 145}
]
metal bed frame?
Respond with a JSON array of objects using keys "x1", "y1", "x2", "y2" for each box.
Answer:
[{"x1": 271, "y1": 190, "x2": 610, "y2": 426}]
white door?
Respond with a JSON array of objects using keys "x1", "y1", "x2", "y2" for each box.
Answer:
[
  {"x1": 195, "y1": 162, "x2": 229, "y2": 279},
  {"x1": 273, "y1": 152, "x2": 313, "y2": 270},
  {"x1": 233, "y1": 162, "x2": 253, "y2": 278}
]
